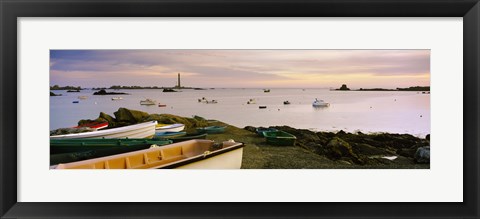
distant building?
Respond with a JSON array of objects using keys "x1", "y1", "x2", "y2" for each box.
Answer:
[{"x1": 175, "y1": 73, "x2": 182, "y2": 88}]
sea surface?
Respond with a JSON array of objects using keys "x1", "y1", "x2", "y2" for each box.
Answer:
[{"x1": 50, "y1": 88, "x2": 430, "y2": 137}]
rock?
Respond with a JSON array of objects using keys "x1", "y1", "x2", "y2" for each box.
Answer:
[
  {"x1": 50, "y1": 92, "x2": 61, "y2": 96},
  {"x1": 414, "y1": 146, "x2": 430, "y2": 163},
  {"x1": 244, "y1": 126, "x2": 257, "y2": 133},
  {"x1": 426, "y1": 134, "x2": 430, "y2": 141},
  {"x1": 352, "y1": 143, "x2": 390, "y2": 156},
  {"x1": 93, "y1": 89, "x2": 128, "y2": 95},
  {"x1": 326, "y1": 137, "x2": 363, "y2": 164},
  {"x1": 336, "y1": 84, "x2": 350, "y2": 91},
  {"x1": 143, "y1": 113, "x2": 208, "y2": 129},
  {"x1": 114, "y1": 108, "x2": 149, "y2": 124}
]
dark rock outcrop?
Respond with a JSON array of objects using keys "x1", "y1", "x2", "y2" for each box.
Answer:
[
  {"x1": 50, "y1": 92, "x2": 61, "y2": 96},
  {"x1": 336, "y1": 84, "x2": 350, "y2": 91},
  {"x1": 414, "y1": 146, "x2": 430, "y2": 163},
  {"x1": 93, "y1": 89, "x2": 128, "y2": 95}
]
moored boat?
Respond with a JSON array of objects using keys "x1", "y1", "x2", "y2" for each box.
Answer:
[
  {"x1": 283, "y1": 100, "x2": 291, "y2": 105},
  {"x1": 50, "y1": 121, "x2": 157, "y2": 139},
  {"x1": 140, "y1": 99, "x2": 156, "y2": 105},
  {"x1": 73, "y1": 121, "x2": 108, "y2": 130},
  {"x1": 78, "y1": 96, "x2": 88, "y2": 99},
  {"x1": 263, "y1": 89, "x2": 270, "y2": 93},
  {"x1": 112, "y1": 97, "x2": 123, "y2": 100},
  {"x1": 53, "y1": 139, "x2": 245, "y2": 169},
  {"x1": 312, "y1": 98, "x2": 330, "y2": 107},
  {"x1": 262, "y1": 130, "x2": 297, "y2": 146},
  {"x1": 259, "y1": 106, "x2": 267, "y2": 109},
  {"x1": 196, "y1": 126, "x2": 226, "y2": 134},
  {"x1": 155, "y1": 123, "x2": 185, "y2": 133},
  {"x1": 247, "y1": 99, "x2": 256, "y2": 104}
]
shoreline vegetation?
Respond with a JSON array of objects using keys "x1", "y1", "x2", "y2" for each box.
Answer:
[{"x1": 66, "y1": 108, "x2": 430, "y2": 169}]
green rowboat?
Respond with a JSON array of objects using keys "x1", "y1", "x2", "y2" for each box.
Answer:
[
  {"x1": 196, "y1": 126, "x2": 227, "y2": 134},
  {"x1": 50, "y1": 138, "x2": 173, "y2": 154},
  {"x1": 262, "y1": 131, "x2": 297, "y2": 146}
]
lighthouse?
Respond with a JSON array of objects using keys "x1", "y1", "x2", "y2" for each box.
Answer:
[{"x1": 177, "y1": 73, "x2": 181, "y2": 88}]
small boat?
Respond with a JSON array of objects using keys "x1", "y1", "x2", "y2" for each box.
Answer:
[
  {"x1": 262, "y1": 130, "x2": 297, "y2": 146},
  {"x1": 155, "y1": 123, "x2": 185, "y2": 133},
  {"x1": 72, "y1": 101, "x2": 79, "y2": 103},
  {"x1": 112, "y1": 97, "x2": 123, "y2": 100},
  {"x1": 259, "y1": 106, "x2": 267, "y2": 109},
  {"x1": 140, "y1": 99, "x2": 156, "y2": 105},
  {"x1": 196, "y1": 126, "x2": 227, "y2": 134},
  {"x1": 263, "y1": 89, "x2": 270, "y2": 93},
  {"x1": 206, "y1": 100, "x2": 218, "y2": 104},
  {"x1": 283, "y1": 101, "x2": 291, "y2": 105},
  {"x1": 53, "y1": 139, "x2": 245, "y2": 169},
  {"x1": 247, "y1": 99, "x2": 256, "y2": 104},
  {"x1": 167, "y1": 133, "x2": 208, "y2": 143},
  {"x1": 198, "y1": 97, "x2": 207, "y2": 102},
  {"x1": 50, "y1": 121, "x2": 157, "y2": 139},
  {"x1": 50, "y1": 138, "x2": 173, "y2": 154},
  {"x1": 78, "y1": 96, "x2": 88, "y2": 100},
  {"x1": 67, "y1": 90, "x2": 80, "y2": 92},
  {"x1": 163, "y1": 88, "x2": 177, "y2": 92},
  {"x1": 154, "y1": 131, "x2": 187, "y2": 138},
  {"x1": 73, "y1": 121, "x2": 108, "y2": 130},
  {"x1": 255, "y1": 127, "x2": 278, "y2": 136},
  {"x1": 158, "y1": 104, "x2": 167, "y2": 107},
  {"x1": 312, "y1": 98, "x2": 330, "y2": 107}
]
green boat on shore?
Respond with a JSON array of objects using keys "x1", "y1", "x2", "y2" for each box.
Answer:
[
  {"x1": 197, "y1": 126, "x2": 227, "y2": 134},
  {"x1": 50, "y1": 139, "x2": 173, "y2": 165},
  {"x1": 262, "y1": 130, "x2": 297, "y2": 146},
  {"x1": 50, "y1": 138, "x2": 173, "y2": 154}
]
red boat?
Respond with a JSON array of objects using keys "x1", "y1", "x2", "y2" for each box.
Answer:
[
  {"x1": 73, "y1": 121, "x2": 108, "y2": 130},
  {"x1": 158, "y1": 104, "x2": 167, "y2": 107}
]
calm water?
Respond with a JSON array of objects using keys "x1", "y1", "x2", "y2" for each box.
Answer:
[{"x1": 50, "y1": 88, "x2": 430, "y2": 137}]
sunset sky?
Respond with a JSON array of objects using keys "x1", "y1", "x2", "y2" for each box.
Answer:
[{"x1": 50, "y1": 50, "x2": 430, "y2": 89}]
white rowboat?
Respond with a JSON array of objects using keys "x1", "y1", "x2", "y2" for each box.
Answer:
[
  {"x1": 155, "y1": 123, "x2": 185, "y2": 133},
  {"x1": 50, "y1": 121, "x2": 157, "y2": 139},
  {"x1": 53, "y1": 139, "x2": 244, "y2": 169}
]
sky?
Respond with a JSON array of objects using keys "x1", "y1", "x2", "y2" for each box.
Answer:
[{"x1": 50, "y1": 50, "x2": 430, "y2": 89}]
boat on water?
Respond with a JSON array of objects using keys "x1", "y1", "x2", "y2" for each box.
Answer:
[
  {"x1": 312, "y1": 98, "x2": 330, "y2": 107},
  {"x1": 72, "y1": 101, "x2": 79, "y2": 103},
  {"x1": 247, "y1": 99, "x2": 256, "y2": 104},
  {"x1": 50, "y1": 138, "x2": 173, "y2": 154},
  {"x1": 154, "y1": 131, "x2": 187, "y2": 138},
  {"x1": 50, "y1": 121, "x2": 157, "y2": 139},
  {"x1": 53, "y1": 139, "x2": 245, "y2": 169},
  {"x1": 263, "y1": 89, "x2": 270, "y2": 93},
  {"x1": 140, "y1": 99, "x2": 156, "y2": 105},
  {"x1": 78, "y1": 96, "x2": 88, "y2": 100},
  {"x1": 158, "y1": 104, "x2": 167, "y2": 107},
  {"x1": 255, "y1": 127, "x2": 278, "y2": 136},
  {"x1": 283, "y1": 101, "x2": 291, "y2": 105},
  {"x1": 155, "y1": 123, "x2": 185, "y2": 133},
  {"x1": 262, "y1": 130, "x2": 297, "y2": 146},
  {"x1": 259, "y1": 106, "x2": 267, "y2": 109},
  {"x1": 196, "y1": 126, "x2": 226, "y2": 134},
  {"x1": 112, "y1": 97, "x2": 123, "y2": 100},
  {"x1": 73, "y1": 121, "x2": 108, "y2": 130}
]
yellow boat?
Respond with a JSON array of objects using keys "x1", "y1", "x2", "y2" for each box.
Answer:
[{"x1": 53, "y1": 139, "x2": 244, "y2": 169}]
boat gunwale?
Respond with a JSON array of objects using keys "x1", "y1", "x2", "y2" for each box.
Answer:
[{"x1": 154, "y1": 142, "x2": 244, "y2": 169}]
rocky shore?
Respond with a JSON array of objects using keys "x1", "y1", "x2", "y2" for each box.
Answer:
[{"x1": 74, "y1": 108, "x2": 430, "y2": 169}]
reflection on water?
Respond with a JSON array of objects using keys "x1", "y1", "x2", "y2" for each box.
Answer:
[{"x1": 50, "y1": 88, "x2": 430, "y2": 137}]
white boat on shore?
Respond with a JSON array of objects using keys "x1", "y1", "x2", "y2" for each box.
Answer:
[
  {"x1": 140, "y1": 99, "x2": 156, "y2": 105},
  {"x1": 112, "y1": 97, "x2": 123, "y2": 100},
  {"x1": 53, "y1": 139, "x2": 245, "y2": 169},
  {"x1": 312, "y1": 98, "x2": 330, "y2": 107},
  {"x1": 156, "y1": 123, "x2": 185, "y2": 133},
  {"x1": 50, "y1": 121, "x2": 157, "y2": 139}
]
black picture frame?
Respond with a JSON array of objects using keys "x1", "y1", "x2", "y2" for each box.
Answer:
[{"x1": 1, "y1": 0, "x2": 479, "y2": 218}]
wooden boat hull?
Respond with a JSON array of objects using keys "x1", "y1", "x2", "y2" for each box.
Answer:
[
  {"x1": 154, "y1": 131, "x2": 187, "y2": 138},
  {"x1": 50, "y1": 121, "x2": 157, "y2": 139},
  {"x1": 263, "y1": 131, "x2": 297, "y2": 146},
  {"x1": 53, "y1": 140, "x2": 244, "y2": 169}
]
